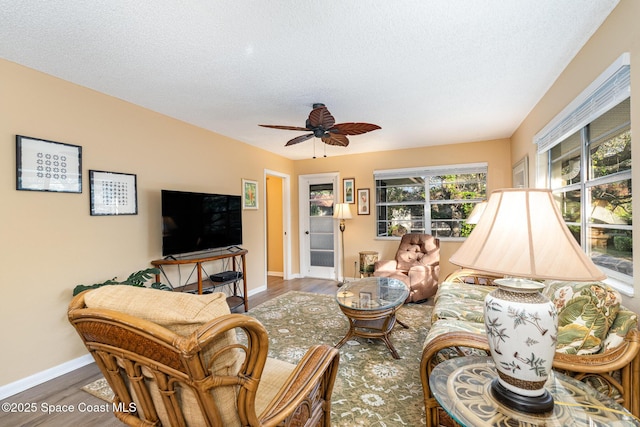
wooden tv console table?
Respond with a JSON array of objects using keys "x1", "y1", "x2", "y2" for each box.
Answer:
[{"x1": 151, "y1": 248, "x2": 248, "y2": 312}]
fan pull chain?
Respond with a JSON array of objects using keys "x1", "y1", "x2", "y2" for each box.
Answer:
[
  {"x1": 312, "y1": 139, "x2": 316, "y2": 159},
  {"x1": 324, "y1": 143, "x2": 327, "y2": 157}
]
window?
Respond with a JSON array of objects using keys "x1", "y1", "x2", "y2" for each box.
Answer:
[
  {"x1": 536, "y1": 55, "x2": 632, "y2": 290},
  {"x1": 374, "y1": 164, "x2": 487, "y2": 239}
]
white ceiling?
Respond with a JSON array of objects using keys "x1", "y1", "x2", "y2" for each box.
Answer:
[{"x1": 0, "y1": 1, "x2": 619, "y2": 160}]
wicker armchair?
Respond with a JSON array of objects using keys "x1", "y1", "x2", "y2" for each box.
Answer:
[{"x1": 68, "y1": 286, "x2": 340, "y2": 427}]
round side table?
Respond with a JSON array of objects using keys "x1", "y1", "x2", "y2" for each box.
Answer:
[{"x1": 429, "y1": 356, "x2": 640, "y2": 426}]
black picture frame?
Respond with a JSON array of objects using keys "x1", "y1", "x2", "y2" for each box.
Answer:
[
  {"x1": 16, "y1": 135, "x2": 82, "y2": 193},
  {"x1": 90, "y1": 170, "x2": 138, "y2": 216}
]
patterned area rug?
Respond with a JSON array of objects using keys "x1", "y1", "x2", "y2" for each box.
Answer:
[{"x1": 82, "y1": 290, "x2": 432, "y2": 426}]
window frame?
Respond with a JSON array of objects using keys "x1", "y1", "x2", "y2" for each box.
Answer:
[
  {"x1": 535, "y1": 54, "x2": 632, "y2": 295},
  {"x1": 374, "y1": 163, "x2": 488, "y2": 241}
]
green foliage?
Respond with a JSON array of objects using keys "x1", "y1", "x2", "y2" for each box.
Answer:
[
  {"x1": 613, "y1": 235, "x2": 632, "y2": 252},
  {"x1": 72, "y1": 267, "x2": 171, "y2": 296}
]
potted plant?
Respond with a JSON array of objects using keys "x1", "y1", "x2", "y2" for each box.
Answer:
[{"x1": 72, "y1": 267, "x2": 171, "y2": 296}]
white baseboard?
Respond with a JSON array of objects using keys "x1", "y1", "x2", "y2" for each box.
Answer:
[
  {"x1": 0, "y1": 354, "x2": 94, "y2": 400},
  {"x1": 248, "y1": 285, "x2": 267, "y2": 296},
  {"x1": 267, "y1": 271, "x2": 284, "y2": 277}
]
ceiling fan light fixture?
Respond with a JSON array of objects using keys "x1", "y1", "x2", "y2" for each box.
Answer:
[{"x1": 259, "y1": 104, "x2": 380, "y2": 149}]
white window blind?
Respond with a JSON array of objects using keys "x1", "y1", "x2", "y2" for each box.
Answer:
[
  {"x1": 374, "y1": 162, "x2": 488, "y2": 180},
  {"x1": 535, "y1": 53, "x2": 630, "y2": 153}
]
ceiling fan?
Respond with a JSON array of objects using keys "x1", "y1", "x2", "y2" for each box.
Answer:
[{"x1": 259, "y1": 103, "x2": 381, "y2": 148}]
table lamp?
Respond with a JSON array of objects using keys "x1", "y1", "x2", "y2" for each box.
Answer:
[
  {"x1": 333, "y1": 203, "x2": 352, "y2": 287},
  {"x1": 450, "y1": 188, "x2": 606, "y2": 413},
  {"x1": 465, "y1": 201, "x2": 487, "y2": 225}
]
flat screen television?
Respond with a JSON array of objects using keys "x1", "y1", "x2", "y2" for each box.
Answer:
[{"x1": 161, "y1": 189, "x2": 242, "y2": 257}]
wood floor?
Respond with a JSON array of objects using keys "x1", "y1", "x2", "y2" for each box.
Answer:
[{"x1": 0, "y1": 276, "x2": 339, "y2": 427}]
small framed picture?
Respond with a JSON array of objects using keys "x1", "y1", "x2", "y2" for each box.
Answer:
[
  {"x1": 343, "y1": 178, "x2": 355, "y2": 204},
  {"x1": 512, "y1": 155, "x2": 529, "y2": 188},
  {"x1": 16, "y1": 135, "x2": 82, "y2": 193},
  {"x1": 357, "y1": 188, "x2": 370, "y2": 215},
  {"x1": 359, "y1": 292, "x2": 372, "y2": 307},
  {"x1": 90, "y1": 170, "x2": 138, "y2": 216},
  {"x1": 242, "y1": 179, "x2": 258, "y2": 210}
]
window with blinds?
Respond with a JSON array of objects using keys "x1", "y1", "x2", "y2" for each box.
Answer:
[
  {"x1": 374, "y1": 163, "x2": 487, "y2": 239},
  {"x1": 535, "y1": 54, "x2": 632, "y2": 290}
]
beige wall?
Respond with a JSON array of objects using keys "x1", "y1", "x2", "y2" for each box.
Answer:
[
  {"x1": 0, "y1": 59, "x2": 295, "y2": 386},
  {"x1": 294, "y1": 139, "x2": 512, "y2": 281},
  {"x1": 511, "y1": 0, "x2": 640, "y2": 313}
]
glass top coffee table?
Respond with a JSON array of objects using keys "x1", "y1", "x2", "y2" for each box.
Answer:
[
  {"x1": 430, "y1": 356, "x2": 640, "y2": 427},
  {"x1": 335, "y1": 277, "x2": 409, "y2": 359}
]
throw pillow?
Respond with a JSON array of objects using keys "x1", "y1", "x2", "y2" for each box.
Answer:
[{"x1": 544, "y1": 281, "x2": 621, "y2": 355}]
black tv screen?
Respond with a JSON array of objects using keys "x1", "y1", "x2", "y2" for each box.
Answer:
[{"x1": 161, "y1": 190, "x2": 242, "y2": 256}]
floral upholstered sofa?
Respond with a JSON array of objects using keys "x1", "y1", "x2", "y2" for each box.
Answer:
[{"x1": 420, "y1": 269, "x2": 640, "y2": 427}]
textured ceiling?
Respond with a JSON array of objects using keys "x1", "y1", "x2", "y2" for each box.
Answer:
[{"x1": 0, "y1": 1, "x2": 619, "y2": 160}]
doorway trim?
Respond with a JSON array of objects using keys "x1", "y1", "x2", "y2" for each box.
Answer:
[{"x1": 264, "y1": 169, "x2": 292, "y2": 285}]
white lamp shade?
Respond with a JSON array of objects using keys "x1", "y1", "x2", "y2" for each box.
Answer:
[
  {"x1": 450, "y1": 188, "x2": 606, "y2": 281},
  {"x1": 333, "y1": 203, "x2": 352, "y2": 220}
]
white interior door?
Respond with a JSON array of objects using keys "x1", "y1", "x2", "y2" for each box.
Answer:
[{"x1": 299, "y1": 173, "x2": 338, "y2": 279}]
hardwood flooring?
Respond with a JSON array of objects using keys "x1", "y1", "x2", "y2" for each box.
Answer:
[{"x1": 0, "y1": 276, "x2": 340, "y2": 427}]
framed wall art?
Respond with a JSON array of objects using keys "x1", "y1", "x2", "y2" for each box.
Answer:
[
  {"x1": 343, "y1": 178, "x2": 355, "y2": 203},
  {"x1": 243, "y1": 179, "x2": 258, "y2": 210},
  {"x1": 16, "y1": 135, "x2": 82, "y2": 193},
  {"x1": 89, "y1": 170, "x2": 138, "y2": 216},
  {"x1": 357, "y1": 188, "x2": 370, "y2": 215},
  {"x1": 512, "y1": 155, "x2": 529, "y2": 188}
]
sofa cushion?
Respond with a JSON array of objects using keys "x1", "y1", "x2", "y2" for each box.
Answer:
[
  {"x1": 423, "y1": 319, "x2": 489, "y2": 364},
  {"x1": 432, "y1": 281, "x2": 495, "y2": 324},
  {"x1": 544, "y1": 281, "x2": 621, "y2": 355},
  {"x1": 602, "y1": 308, "x2": 638, "y2": 351}
]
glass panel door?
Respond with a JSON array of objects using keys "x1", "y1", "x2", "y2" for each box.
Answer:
[
  {"x1": 299, "y1": 174, "x2": 338, "y2": 279},
  {"x1": 309, "y1": 183, "x2": 335, "y2": 269}
]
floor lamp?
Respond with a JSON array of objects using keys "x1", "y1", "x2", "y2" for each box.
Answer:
[{"x1": 333, "y1": 203, "x2": 352, "y2": 287}]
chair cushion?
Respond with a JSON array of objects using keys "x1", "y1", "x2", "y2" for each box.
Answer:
[
  {"x1": 544, "y1": 281, "x2": 621, "y2": 355},
  {"x1": 395, "y1": 233, "x2": 439, "y2": 270},
  {"x1": 255, "y1": 357, "x2": 297, "y2": 416}
]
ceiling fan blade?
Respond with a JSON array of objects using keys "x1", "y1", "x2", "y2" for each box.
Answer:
[
  {"x1": 285, "y1": 134, "x2": 314, "y2": 146},
  {"x1": 330, "y1": 122, "x2": 381, "y2": 135},
  {"x1": 259, "y1": 124, "x2": 310, "y2": 131},
  {"x1": 321, "y1": 133, "x2": 349, "y2": 147},
  {"x1": 308, "y1": 106, "x2": 335, "y2": 129}
]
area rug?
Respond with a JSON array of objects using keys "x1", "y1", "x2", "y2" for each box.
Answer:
[{"x1": 82, "y1": 290, "x2": 432, "y2": 426}]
